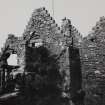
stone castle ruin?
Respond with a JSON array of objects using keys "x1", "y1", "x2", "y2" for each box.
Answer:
[{"x1": 0, "y1": 7, "x2": 105, "y2": 105}]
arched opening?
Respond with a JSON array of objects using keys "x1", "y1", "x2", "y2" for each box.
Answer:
[{"x1": 7, "y1": 54, "x2": 18, "y2": 66}]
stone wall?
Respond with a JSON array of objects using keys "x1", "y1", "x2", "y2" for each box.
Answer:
[
  {"x1": 0, "y1": 7, "x2": 82, "y2": 75},
  {"x1": 82, "y1": 17, "x2": 105, "y2": 105},
  {"x1": 1, "y1": 7, "x2": 105, "y2": 105},
  {"x1": 0, "y1": 7, "x2": 84, "y2": 104},
  {"x1": 0, "y1": 34, "x2": 25, "y2": 71},
  {"x1": 22, "y1": 7, "x2": 82, "y2": 90}
]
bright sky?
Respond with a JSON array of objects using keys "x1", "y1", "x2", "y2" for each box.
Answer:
[{"x1": 0, "y1": 0, "x2": 105, "y2": 49}]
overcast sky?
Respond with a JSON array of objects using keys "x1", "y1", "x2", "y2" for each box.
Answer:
[{"x1": 0, "y1": 0, "x2": 105, "y2": 49}]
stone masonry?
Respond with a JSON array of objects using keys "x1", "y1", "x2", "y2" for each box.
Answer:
[
  {"x1": 2, "y1": 7, "x2": 105, "y2": 105},
  {"x1": 82, "y1": 16, "x2": 105, "y2": 105}
]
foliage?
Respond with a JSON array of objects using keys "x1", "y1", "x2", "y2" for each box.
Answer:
[{"x1": 15, "y1": 45, "x2": 66, "y2": 105}]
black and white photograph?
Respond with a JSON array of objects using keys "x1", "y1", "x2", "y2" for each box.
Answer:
[{"x1": 0, "y1": 0, "x2": 105, "y2": 105}]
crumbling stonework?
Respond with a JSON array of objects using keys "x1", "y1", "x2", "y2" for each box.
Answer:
[
  {"x1": 22, "y1": 7, "x2": 82, "y2": 91},
  {"x1": 0, "y1": 7, "x2": 82, "y2": 76},
  {"x1": 0, "y1": 7, "x2": 84, "y2": 105},
  {"x1": 82, "y1": 16, "x2": 105, "y2": 105},
  {"x1": 1, "y1": 7, "x2": 105, "y2": 105}
]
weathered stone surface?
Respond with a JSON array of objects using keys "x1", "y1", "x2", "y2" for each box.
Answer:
[
  {"x1": 0, "y1": 7, "x2": 84, "y2": 105},
  {"x1": 82, "y1": 16, "x2": 105, "y2": 105}
]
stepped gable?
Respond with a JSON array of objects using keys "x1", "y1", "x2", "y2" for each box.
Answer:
[
  {"x1": 58, "y1": 18, "x2": 83, "y2": 91},
  {"x1": 81, "y1": 17, "x2": 105, "y2": 104},
  {"x1": 71, "y1": 25, "x2": 83, "y2": 46},
  {"x1": 61, "y1": 18, "x2": 82, "y2": 47},
  {"x1": 22, "y1": 7, "x2": 62, "y2": 55},
  {"x1": 23, "y1": 7, "x2": 61, "y2": 43}
]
